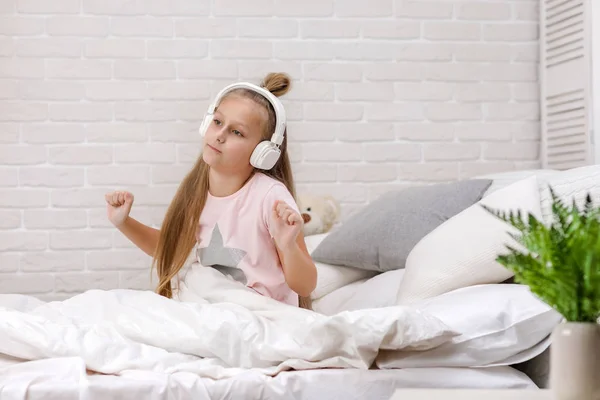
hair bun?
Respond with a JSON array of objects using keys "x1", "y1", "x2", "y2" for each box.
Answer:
[{"x1": 261, "y1": 72, "x2": 291, "y2": 97}]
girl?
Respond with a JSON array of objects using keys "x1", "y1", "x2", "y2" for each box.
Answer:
[{"x1": 105, "y1": 72, "x2": 317, "y2": 309}]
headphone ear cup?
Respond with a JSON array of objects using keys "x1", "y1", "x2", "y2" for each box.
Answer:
[
  {"x1": 199, "y1": 114, "x2": 212, "y2": 137},
  {"x1": 251, "y1": 141, "x2": 281, "y2": 170}
]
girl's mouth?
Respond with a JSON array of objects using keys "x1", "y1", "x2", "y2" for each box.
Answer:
[{"x1": 207, "y1": 144, "x2": 222, "y2": 154}]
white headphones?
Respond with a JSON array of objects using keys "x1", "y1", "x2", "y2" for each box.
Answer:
[{"x1": 198, "y1": 82, "x2": 287, "y2": 171}]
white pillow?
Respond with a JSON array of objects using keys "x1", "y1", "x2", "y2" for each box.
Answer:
[
  {"x1": 396, "y1": 176, "x2": 542, "y2": 305},
  {"x1": 474, "y1": 169, "x2": 558, "y2": 197},
  {"x1": 536, "y1": 164, "x2": 600, "y2": 223},
  {"x1": 311, "y1": 262, "x2": 376, "y2": 300},
  {"x1": 305, "y1": 233, "x2": 377, "y2": 300},
  {"x1": 313, "y1": 269, "x2": 405, "y2": 315},
  {"x1": 312, "y1": 278, "x2": 367, "y2": 316},
  {"x1": 377, "y1": 284, "x2": 562, "y2": 369},
  {"x1": 476, "y1": 165, "x2": 600, "y2": 224},
  {"x1": 304, "y1": 233, "x2": 329, "y2": 253}
]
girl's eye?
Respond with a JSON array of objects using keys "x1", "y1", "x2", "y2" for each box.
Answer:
[
  {"x1": 232, "y1": 130, "x2": 243, "y2": 137},
  {"x1": 213, "y1": 119, "x2": 222, "y2": 126}
]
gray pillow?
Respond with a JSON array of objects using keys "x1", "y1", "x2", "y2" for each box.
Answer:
[{"x1": 311, "y1": 179, "x2": 492, "y2": 272}]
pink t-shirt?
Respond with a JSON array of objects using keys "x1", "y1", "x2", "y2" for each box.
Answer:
[{"x1": 194, "y1": 172, "x2": 300, "y2": 306}]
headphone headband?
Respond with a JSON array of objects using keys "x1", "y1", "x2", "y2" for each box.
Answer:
[{"x1": 207, "y1": 82, "x2": 287, "y2": 146}]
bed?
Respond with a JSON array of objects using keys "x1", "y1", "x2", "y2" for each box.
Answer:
[
  {"x1": 0, "y1": 363, "x2": 536, "y2": 400},
  {"x1": 2, "y1": 165, "x2": 599, "y2": 399}
]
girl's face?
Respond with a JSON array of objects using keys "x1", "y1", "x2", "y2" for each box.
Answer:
[{"x1": 202, "y1": 94, "x2": 268, "y2": 175}]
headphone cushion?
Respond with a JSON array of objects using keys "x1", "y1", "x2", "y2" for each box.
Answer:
[
  {"x1": 251, "y1": 141, "x2": 280, "y2": 170},
  {"x1": 199, "y1": 114, "x2": 212, "y2": 137}
]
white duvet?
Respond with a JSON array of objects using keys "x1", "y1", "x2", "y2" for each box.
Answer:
[{"x1": 0, "y1": 263, "x2": 456, "y2": 385}]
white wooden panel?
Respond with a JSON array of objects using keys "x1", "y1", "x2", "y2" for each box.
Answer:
[
  {"x1": 541, "y1": 0, "x2": 594, "y2": 169},
  {"x1": 592, "y1": 0, "x2": 600, "y2": 163}
]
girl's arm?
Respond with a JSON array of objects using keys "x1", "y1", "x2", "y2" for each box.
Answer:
[
  {"x1": 106, "y1": 191, "x2": 160, "y2": 258},
  {"x1": 276, "y1": 233, "x2": 317, "y2": 298},
  {"x1": 117, "y1": 216, "x2": 161, "y2": 258},
  {"x1": 270, "y1": 200, "x2": 317, "y2": 297}
]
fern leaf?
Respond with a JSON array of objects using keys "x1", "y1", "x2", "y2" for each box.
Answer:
[{"x1": 485, "y1": 185, "x2": 600, "y2": 322}]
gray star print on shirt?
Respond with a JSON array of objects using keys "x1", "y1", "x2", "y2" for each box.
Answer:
[{"x1": 197, "y1": 224, "x2": 248, "y2": 285}]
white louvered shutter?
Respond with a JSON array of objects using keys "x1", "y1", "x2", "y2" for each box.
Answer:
[{"x1": 540, "y1": 0, "x2": 594, "y2": 169}]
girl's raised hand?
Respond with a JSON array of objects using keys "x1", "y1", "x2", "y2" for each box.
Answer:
[
  {"x1": 105, "y1": 190, "x2": 134, "y2": 227},
  {"x1": 270, "y1": 200, "x2": 303, "y2": 252}
]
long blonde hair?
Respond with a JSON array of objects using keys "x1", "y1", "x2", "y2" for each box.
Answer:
[{"x1": 152, "y1": 73, "x2": 311, "y2": 308}]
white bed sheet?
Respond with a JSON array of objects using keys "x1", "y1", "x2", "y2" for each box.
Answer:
[{"x1": 1, "y1": 358, "x2": 537, "y2": 400}]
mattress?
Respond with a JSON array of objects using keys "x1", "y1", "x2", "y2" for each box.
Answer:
[{"x1": 0, "y1": 358, "x2": 537, "y2": 400}]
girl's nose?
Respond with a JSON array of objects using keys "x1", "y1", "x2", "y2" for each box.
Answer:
[{"x1": 215, "y1": 127, "x2": 227, "y2": 142}]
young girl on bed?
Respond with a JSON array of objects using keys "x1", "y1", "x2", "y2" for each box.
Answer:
[{"x1": 104, "y1": 72, "x2": 317, "y2": 309}]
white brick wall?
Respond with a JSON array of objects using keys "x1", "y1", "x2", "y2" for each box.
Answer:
[{"x1": 0, "y1": 0, "x2": 540, "y2": 300}]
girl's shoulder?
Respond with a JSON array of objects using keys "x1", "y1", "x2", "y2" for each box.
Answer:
[{"x1": 252, "y1": 172, "x2": 289, "y2": 194}]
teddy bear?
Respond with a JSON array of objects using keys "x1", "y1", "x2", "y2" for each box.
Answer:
[{"x1": 297, "y1": 194, "x2": 341, "y2": 236}]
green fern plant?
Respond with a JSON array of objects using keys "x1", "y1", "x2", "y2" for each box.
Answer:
[{"x1": 481, "y1": 187, "x2": 600, "y2": 323}]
